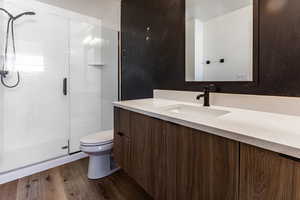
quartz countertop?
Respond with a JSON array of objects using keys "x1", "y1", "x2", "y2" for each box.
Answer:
[{"x1": 113, "y1": 98, "x2": 300, "y2": 158}]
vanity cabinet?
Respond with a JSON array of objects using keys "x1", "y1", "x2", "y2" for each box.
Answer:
[
  {"x1": 239, "y1": 144, "x2": 300, "y2": 200},
  {"x1": 114, "y1": 107, "x2": 300, "y2": 199},
  {"x1": 114, "y1": 107, "x2": 239, "y2": 200}
]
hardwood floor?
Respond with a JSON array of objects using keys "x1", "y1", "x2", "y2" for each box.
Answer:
[{"x1": 0, "y1": 158, "x2": 152, "y2": 200}]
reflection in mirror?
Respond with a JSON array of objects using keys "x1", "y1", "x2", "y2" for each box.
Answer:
[{"x1": 185, "y1": 0, "x2": 253, "y2": 82}]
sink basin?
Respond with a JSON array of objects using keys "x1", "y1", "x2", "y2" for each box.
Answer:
[{"x1": 162, "y1": 104, "x2": 230, "y2": 118}]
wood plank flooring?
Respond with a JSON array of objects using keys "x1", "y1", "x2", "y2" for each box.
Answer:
[{"x1": 0, "y1": 158, "x2": 152, "y2": 200}]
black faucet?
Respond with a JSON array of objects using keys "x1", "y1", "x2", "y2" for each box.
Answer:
[{"x1": 196, "y1": 84, "x2": 216, "y2": 107}]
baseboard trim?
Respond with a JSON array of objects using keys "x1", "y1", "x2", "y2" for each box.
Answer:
[{"x1": 0, "y1": 152, "x2": 88, "y2": 184}]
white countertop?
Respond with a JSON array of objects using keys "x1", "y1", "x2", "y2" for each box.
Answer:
[{"x1": 114, "y1": 98, "x2": 300, "y2": 158}]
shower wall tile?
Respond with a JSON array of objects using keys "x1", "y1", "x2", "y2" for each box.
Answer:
[
  {"x1": 0, "y1": 0, "x2": 119, "y2": 171},
  {"x1": 69, "y1": 20, "x2": 102, "y2": 153},
  {"x1": 0, "y1": 0, "x2": 70, "y2": 172},
  {"x1": 0, "y1": 4, "x2": 4, "y2": 158},
  {"x1": 101, "y1": 28, "x2": 119, "y2": 131}
]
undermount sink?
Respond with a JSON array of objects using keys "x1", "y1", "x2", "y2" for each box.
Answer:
[{"x1": 162, "y1": 104, "x2": 230, "y2": 118}]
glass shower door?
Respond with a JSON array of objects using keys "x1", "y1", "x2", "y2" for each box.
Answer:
[
  {"x1": 69, "y1": 21, "x2": 119, "y2": 153},
  {"x1": 0, "y1": 0, "x2": 69, "y2": 173}
]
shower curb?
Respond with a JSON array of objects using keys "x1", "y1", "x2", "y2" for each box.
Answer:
[{"x1": 0, "y1": 152, "x2": 88, "y2": 184}]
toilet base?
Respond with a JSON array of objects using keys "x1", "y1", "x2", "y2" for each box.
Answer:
[{"x1": 87, "y1": 153, "x2": 120, "y2": 179}]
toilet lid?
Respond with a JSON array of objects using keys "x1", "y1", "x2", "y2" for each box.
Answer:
[{"x1": 80, "y1": 130, "x2": 114, "y2": 146}]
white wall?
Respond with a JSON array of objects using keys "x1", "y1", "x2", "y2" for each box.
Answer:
[
  {"x1": 69, "y1": 20, "x2": 103, "y2": 153},
  {"x1": 188, "y1": 5, "x2": 253, "y2": 81},
  {"x1": 202, "y1": 5, "x2": 252, "y2": 81},
  {"x1": 101, "y1": 28, "x2": 119, "y2": 131},
  {"x1": 185, "y1": 19, "x2": 196, "y2": 81},
  {"x1": 194, "y1": 19, "x2": 204, "y2": 81},
  {"x1": 36, "y1": 0, "x2": 121, "y2": 31},
  {"x1": 0, "y1": 8, "x2": 4, "y2": 160},
  {"x1": 186, "y1": 19, "x2": 204, "y2": 81},
  {"x1": 0, "y1": 0, "x2": 119, "y2": 169},
  {"x1": 0, "y1": 0, "x2": 71, "y2": 172},
  {"x1": 69, "y1": 24, "x2": 119, "y2": 153},
  {"x1": 0, "y1": 85, "x2": 3, "y2": 163}
]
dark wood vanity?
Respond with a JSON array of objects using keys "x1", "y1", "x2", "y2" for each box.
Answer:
[{"x1": 114, "y1": 107, "x2": 300, "y2": 200}]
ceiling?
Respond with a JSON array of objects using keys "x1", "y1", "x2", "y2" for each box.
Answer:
[
  {"x1": 186, "y1": 0, "x2": 252, "y2": 21},
  {"x1": 36, "y1": 0, "x2": 121, "y2": 30}
]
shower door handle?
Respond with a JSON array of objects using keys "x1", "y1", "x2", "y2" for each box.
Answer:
[{"x1": 63, "y1": 78, "x2": 67, "y2": 96}]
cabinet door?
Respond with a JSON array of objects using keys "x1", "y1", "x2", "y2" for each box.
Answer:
[
  {"x1": 176, "y1": 126, "x2": 239, "y2": 200},
  {"x1": 113, "y1": 132, "x2": 131, "y2": 173},
  {"x1": 152, "y1": 122, "x2": 177, "y2": 200},
  {"x1": 113, "y1": 107, "x2": 131, "y2": 172},
  {"x1": 240, "y1": 144, "x2": 294, "y2": 200},
  {"x1": 292, "y1": 160, "x2": 300, "y2": 199},
  {"x1": 130, "y1": 112, "x2": 163, "y2": 195}
]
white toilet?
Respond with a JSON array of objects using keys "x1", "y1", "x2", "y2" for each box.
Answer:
[{"x1": 80, "y1": 130, "x2": 119, "y2": 179}]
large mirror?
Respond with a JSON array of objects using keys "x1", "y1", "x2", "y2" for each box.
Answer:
[{"x1": 185, "y1": 0, "x2": 253, "y2": 82}]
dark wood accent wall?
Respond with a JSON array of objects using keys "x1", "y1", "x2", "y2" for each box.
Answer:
[{"x1": 121, "y1": 0, "x2": 300, "y2": 100}]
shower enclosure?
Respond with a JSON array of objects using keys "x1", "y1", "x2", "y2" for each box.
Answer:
[{"x1": 0, "y1": 0, "x2": 118, "y2": 173}]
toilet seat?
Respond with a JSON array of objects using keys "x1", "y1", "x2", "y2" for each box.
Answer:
[
  {"x1": 80, "y1": 130, "x2": 113, "y2": 146},
  {"x1": 80, "y1": 142, "x2": 113, "y2": 153}
]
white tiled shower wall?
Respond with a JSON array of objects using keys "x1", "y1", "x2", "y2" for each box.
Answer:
[{"x1": 0, "y1": 0, "x2": 118, "y2": 172}]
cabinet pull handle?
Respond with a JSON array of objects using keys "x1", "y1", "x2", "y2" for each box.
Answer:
[
  {"x1": 278, "y1": 153, "x2": 300, "y2": 162},
  {"x1": 117, "y1": 132, "x2": 124, "y2": 136}
]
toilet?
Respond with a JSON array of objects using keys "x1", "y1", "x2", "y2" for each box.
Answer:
[{"x1": 80, "y1": 130, "x2": 119, "y2": 179}]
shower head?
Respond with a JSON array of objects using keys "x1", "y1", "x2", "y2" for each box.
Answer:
[{"x1": 14, "y1": 11, "x2": 36, "y2": 20}]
